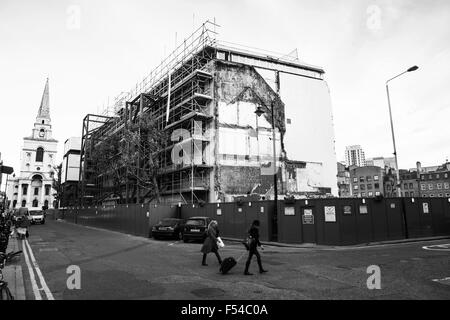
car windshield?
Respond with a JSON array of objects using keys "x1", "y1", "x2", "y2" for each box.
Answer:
[
  {"x1": 30, "y1": 211, "x2": 43, "y2": 216},
  {"x1": 186, "y1": 219, "x2": 205, "y2": 226},
  {"x1": 158, "y1": 219, "x2": 180, "y2": 226}
]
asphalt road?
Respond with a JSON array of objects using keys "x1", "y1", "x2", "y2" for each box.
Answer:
[{"x1": 18, "y1": 219, "x2": 450, "y2": 300}]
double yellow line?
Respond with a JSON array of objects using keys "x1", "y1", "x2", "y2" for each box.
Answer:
[{"x1": 22, "y1": 239, "x2": 54, "y2": 300}]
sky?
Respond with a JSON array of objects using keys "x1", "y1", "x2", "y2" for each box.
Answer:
[{"x1": 1, "y1": 0, "x2": 450, "y2": 189}]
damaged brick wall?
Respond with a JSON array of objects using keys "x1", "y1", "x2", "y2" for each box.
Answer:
[{"x1": 211, "y1": 60, "x2": 286, "y2": 200}]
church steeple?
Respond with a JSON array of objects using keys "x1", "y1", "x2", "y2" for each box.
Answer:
[
  {"x1": 31, "y1": 78, "x2": 55, "y2": 141},
  {"x1": 37, "y1": 78, "x2": 50, "y2": 120}
]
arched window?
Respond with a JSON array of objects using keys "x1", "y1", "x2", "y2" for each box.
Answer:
[
  {"x1": 32, "y1": 199, "x2": 39, "y2": 207},
  {"x1": 36, "y1": 147, "x2": 44, "y2": 162},
  {"x1": 21, "y1": 200, "x2": 26, "y2": 207},
  {"x1": 42, "y1": 120, "x2": 45, "y2": 124}
]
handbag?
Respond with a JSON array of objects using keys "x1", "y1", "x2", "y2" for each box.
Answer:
[
  {"x1": 242, "y1": 235, "x2": 255, "y2": 250},
  {"x1": 216, "y1": 237, "x2": 225, "y2": 248}
]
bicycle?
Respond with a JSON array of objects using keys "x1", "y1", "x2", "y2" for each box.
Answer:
[{"x1": 0, "y1": 268, "x2": 14, "y2": 300}]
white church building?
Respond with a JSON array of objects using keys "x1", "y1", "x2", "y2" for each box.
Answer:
[{"x1": 7, "y1": 78, "x2": 58, "y2": 210}]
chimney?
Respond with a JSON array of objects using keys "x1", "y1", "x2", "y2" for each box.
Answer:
[{"x1": 416, "y1": 161, "x2": 422, "y2": 179}]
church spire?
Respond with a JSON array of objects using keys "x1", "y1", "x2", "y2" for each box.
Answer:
[{"x1": 37, "y1": 78, "x2": 50, "y2": 120}]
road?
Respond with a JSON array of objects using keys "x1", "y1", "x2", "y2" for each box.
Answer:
[{"x1": 17, "y1": 219, "x2": 450, "y2": 300}]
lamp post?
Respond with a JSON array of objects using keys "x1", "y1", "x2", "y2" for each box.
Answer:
[
  {"x1": 255, "y1": 101, "x2": 278, "y2": 241},
  {"x1": 386, "y1": 65, "x2": 419, "y2": 197}
]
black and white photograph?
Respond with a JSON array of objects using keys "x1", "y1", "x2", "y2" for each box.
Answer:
[{"x1": 0, "y1": 0, "x2": 449, "y2": 311}]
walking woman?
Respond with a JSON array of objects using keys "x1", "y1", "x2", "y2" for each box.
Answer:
[
  {"x1": 244, "y1": 220, "x2": 268, "y2": 275},
  {"x1": 201, "y1": 220, "x2": 223, "y2": 266}
]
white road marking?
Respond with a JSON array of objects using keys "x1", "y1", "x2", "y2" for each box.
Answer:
[
  {"x1": 22, "y1": 239, "x2": 42, "y2": 300},
  {"x1": 24, "y1": 239, "x2": 55, "y2": 300},
  {"x1": 422, "y1": 243, "x2": 450, "y2": 251},
  {"x1": 432, "y1": 277, "x2": 450, "y2": 282}
]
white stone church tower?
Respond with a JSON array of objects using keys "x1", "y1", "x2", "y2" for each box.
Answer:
[{"x1": 7, "y1": 78, "x2": 58, "y2": 209}]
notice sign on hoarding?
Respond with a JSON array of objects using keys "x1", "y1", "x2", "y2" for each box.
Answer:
[
  {"x1": 284, "y1": 207, "x2": 295, "y2": 216},
  {"x1": 302, "y1": 209, "x2": 314, "y2": 224},
  {"x1": 217, "y1": 208, "x2": 222, "y2": 216},
  {"x1": 324, "y1": 206, "x2": 336, "y2": 222},
  {"x1": 343, "y1": 206, "x2": 352, "y2": 215},
  {"x1": 423, "y1": 203, "x2": 430, "y2": 214}
]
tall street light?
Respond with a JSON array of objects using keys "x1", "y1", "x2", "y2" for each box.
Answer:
[
  {"x1": 255, "y1": 101, "x2": 278, "y2": 241},
  {"x1": 386, "y1": 65, "x2": 419, "y2": 197}
]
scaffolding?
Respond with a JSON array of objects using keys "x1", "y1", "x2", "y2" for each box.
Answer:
[{"x1": 79, "y1": 21, "x2": 219, "y2": 205}]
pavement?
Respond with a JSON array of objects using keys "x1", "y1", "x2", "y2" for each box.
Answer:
[
  {"x1": 2, "y1": 235, "x2": 26, "y2": 300},
  {"x1": 10, "y1": 219, "x2": 450, "y2": 300}
]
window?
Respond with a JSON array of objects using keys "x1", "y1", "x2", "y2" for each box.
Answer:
[
  {"x1": 409, "y1": 183, "x2": 413, "y2": 189},
  {"x1": 361, "y1": 193, "x2": 366, "y2": 197},
  {"x1": 34, "y1": 187, "x2": 39, "y2": 196},
  {"x1": 22, "y1": 184, "x2": 28, "y2": 195},
  {"x1": 375, "y1": 192, "x2": 381, "y2": 196},
  {"x1": 360, "y1": 185, "x2": 366, "y2": 191},
  {"x1": 428, "y1": 184, "x2": 433, "y2": 190},
  {"x1": 374, "y1": 175, "x2": 379, "y2": 181},
  {"x1": 437, "y1": 183, "x2": 443, "y2": 190},
  {"x1": 368, "y1": 192, "x2": 373, "y2": 197},
  {"x1": 444, "y1": 183, "x2": 449, "y2": 190},
  {"x1": 353, "y1": 178, "x2": 358, "y2": 183},
  {"x1": 366, "y1": 176, "x2": 372, "y2": 183},
  {"x1": 436, "y1": 174, "x2": 440, "y2": 179},
  {"x1": 421, "y1": 176, "x2": 425, "y2": 180},
  {"x1": 374, "y1": 183, "x2": 380, "y2": 189},
  {"x1": 404, "y1": 183, "x2": 408, "y2": 189},
  {"x1": 21, "y1": 200, "x2": 26, "y2": 207},
  {"x1": 36, "y1": 147, "x2": 44, "y2": 162},
  {"x1": 41, "y1": 120, "x2": 45, "y2": 124},
  {"x1": 445, "y1": 173, "x2": 448, "y2": 179},
  {"x1": 430, "y1": 194, "x2": 435, "y2": 198},
  {"x1": 354, "y1": 185, "x2": 359, "y2": 190},
  {"x1": 360, "y1": 177, "x2": 365, "y2": 183},
  {"x1": 421, "y1": 184, "x2": 426, "y2": 191},
  {"x1": 439, "y1": 194, "x2": 443, "y2": 197},
  {"x1": 446, "y1": 193, "x2": 450, "y2": 197},
  {"x1": 367, "y1": 184, "x2": 373, "y2": 190},
  {"x1": 45, "y1": 185, "x2": 51, "y2": 196},
  {"x1": 32, "y1": 199, "x2": 39, "y2": 207}
]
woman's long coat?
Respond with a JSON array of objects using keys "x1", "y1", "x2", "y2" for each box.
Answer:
[{"x1": 201, "y1": 226, "x2": 219, "y2": 254}]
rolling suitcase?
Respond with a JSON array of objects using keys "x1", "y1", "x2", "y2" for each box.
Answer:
[
  {"x1": 219, "y1": 252, "x2": 246, "y2": 275},
  {"x1": 220, "y1": 257, "x2": 237, "y2": 274}
]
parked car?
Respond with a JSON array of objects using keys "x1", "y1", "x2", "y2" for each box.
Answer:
[
  {"x1": 151, "y1": 218, "x2": 185, "y2": 240},
  {"x1": 182, "y1": 217, "x2": 211, "y2": 243},
  {"x1": 13, "y1": 208, "x2": 31, "y2": 223},
  {"x1": 29, "y1": 209, "x2": 45, "y2": 225}
]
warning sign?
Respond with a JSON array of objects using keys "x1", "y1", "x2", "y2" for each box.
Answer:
[{"x1": 324, "y1": 206, "x2": 336, "y2": 222}]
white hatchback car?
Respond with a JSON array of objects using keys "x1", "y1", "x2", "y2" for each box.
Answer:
[{"x1": 29, "y1": 209, "x2": 46, "y2": 225}]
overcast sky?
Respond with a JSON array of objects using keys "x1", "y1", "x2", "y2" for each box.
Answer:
[{"x1": 1, "y1": 0, "x2": 449, "y2": 188}]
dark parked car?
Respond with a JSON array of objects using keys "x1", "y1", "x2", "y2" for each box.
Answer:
[
  {"x1": 151, "y1": 218, "x2": 185, "y2": 240},
  {"x1": 182, "y1": 217, "x2": 211, "y2": 243}
]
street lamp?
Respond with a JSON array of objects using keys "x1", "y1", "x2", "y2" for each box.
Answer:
[
  {"x1": 386, "y1": 65, "x2": 419, "y2": 197},
  {"x1": 255, "y1": 102, "x2": 278, "y2": 241}
]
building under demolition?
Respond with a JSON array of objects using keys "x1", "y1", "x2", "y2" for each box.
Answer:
[{"x1": 79, "y1": 22, "x2": 338, "y2": 206}]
